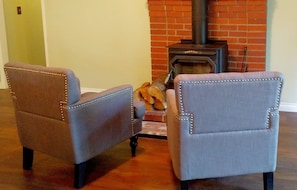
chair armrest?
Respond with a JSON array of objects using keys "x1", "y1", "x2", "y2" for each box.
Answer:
[
  {"x1": 65, "y1": 85, "x2": 134, "y2": 126},
  {"x1": 166, "y1": 89, "x2": 181, "y2": 134},
  {"x1": 64, "y1": 85, "x2": 135, "y2": 163},
  {"x1": 69, "y1": 85, "x2": 132, "y2": 108},
  {"x1": 71, "y1": 85, "x2": 144, "y2": 119},
  {"x1": 76, "y1": 85, "x2": 132, "y2": 105},
  {"x1": 166, "y1": 89, "x2": 179, "y2": 118},
  {"x1": 133, "y1": 99, "x2": 145, "y2": 119},
  {"x1": 167, "y1": 89, "x2": 193, "y2": 136}
]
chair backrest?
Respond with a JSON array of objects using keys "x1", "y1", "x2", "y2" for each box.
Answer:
[
  {"x1": 174, "y1": 72, "x2": 284, "y2": 134},
  {"x1": 4, "y1": 62, "x2": 81, "y2": 121}
]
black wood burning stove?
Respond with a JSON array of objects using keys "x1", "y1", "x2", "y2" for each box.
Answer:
[{"x1": 166, "y1": 0, "x2": 228, "y2": 89}]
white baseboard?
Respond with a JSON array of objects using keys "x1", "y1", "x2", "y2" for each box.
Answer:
[
  {"x1": 81, "y1": 87, "x2": 105, "y2": 93},
  {"x1": 280, "y1": 102, "x2": 297, "y2": 113}
]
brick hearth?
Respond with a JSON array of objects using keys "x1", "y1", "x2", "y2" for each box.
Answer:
[{"x1": 143, "y1": 110, "x2": 167, "y2": 123}]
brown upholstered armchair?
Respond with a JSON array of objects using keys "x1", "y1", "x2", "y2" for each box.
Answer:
[
  {"x1": 4, "y1": 62, "x2": 145, "y2": 188},
  {"x1": 166, "y1": 72, "x2": 284, "y2": 190}
]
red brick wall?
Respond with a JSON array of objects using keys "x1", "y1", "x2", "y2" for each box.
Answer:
[{"x1": 148, "y1": 0, "x2": 267, "y2": 80}]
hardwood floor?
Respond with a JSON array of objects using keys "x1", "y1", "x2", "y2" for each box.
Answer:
[{"x1": 0, "y1": 89, "x2": 296, "y2": 190}]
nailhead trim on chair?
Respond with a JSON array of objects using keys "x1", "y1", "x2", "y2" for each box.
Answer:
[
  {"x1": 177, "y1": 77, "x2": 284, "y2": 134},
  {"x1": 59, "y1": 101, "x2": 67, "y2": 121},
  {"x1": 266, "y1": 108, "x2": 280, "y2": 129},
  {"x1": 4, "y1": 69, "x2": 12, "y2": 95},
  {"x1": 189, "y1": 113, "x2": 194, "y2": 134},
  {"x1": 130, "y1": 90, "x2": 135, "y2": 134},
  {"x1": 4, "y1": 66, "x2": 69, "y2": 121}
]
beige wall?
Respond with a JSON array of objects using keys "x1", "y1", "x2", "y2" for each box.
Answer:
[
  {"x1": 41, "y1": 0, "x2": 151, "y2": 89},
  {"x1": 23, "y1": 0, "x2": 46, "y2": 65},
  {"x1": 3, "y1": 0, "x2": 45, "y2": 66},
  {"x1": 267, "y1": 0, "x2": 297, "y2": 110},
  {"x1": 0, "y1": 0, "x2": 8, "y2": 88}
]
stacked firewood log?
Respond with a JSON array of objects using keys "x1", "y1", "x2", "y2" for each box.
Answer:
[{"x1": 133, "y1": 74, "x2": 167, "y2": 110}]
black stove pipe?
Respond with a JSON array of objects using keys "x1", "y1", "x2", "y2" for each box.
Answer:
[{"x1": 192, "y1": 0, "x2": 208, "y2": 44}]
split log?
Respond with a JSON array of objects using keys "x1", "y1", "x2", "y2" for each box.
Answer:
[
  {"x1": 148, "y1": 74, "x2": 167, "y2": 110},
  {"x1": 133, "y1": 74, "x2": 167, "y2": 110},
  {"x1": 154, "y1": 98, "x2": 167, "y2": 110},
  {"x1": 133, "y1": 82, "x2": 154, "y2": 110}
]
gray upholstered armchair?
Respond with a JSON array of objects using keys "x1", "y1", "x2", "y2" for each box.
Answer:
[
  {"x1": 4, "y1": 62, "x2": 145, "y2": 188},
  {"x1": 166, "y1": 72, "x2": 284, "y2": 190}
]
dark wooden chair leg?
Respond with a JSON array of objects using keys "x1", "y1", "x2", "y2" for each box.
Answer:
[
  {"x1": 23, "y1": 147, "x2": 33, "y2": 170},
  {"x1": 74, "y1": 162, "x2": 87, "y2": 189},
  {"x1": 130, "y1": 135, "x2": 138, "y2": 157},
  {"x1": 263, "y1": 172, "x2": 274, "y2": 190},
  {"x1": 181, "y1": 180, "x2": 189, "y2": 190}
]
